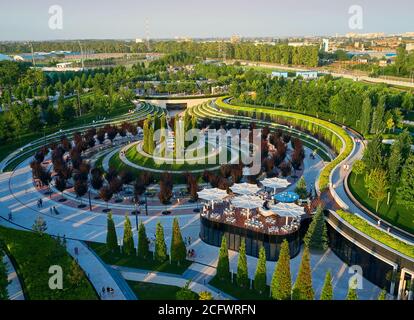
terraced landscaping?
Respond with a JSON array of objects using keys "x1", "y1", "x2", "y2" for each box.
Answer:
[
  {"x1": 1, "y1": 102, "x2": 165, "y2": 172},
  {"x1": 336, "y1": 210, "x2": 414, "y2": 259},
  {"x1": 189, "y1": 102, "x2": 333, "y2": 163},
  {"x1": 212, "y1": 97, "x2": 354, "y2": 190}
]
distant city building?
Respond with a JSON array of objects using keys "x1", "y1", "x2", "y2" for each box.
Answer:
[
  {"x1": 346, "y1": 32, "x2": 386, "y2": 39},
  {"x1": 322, "y1": 39, "x2": 330, "y2": 52},
  {"x1": 296, "y1": 71, "x2": 318, "y2": 79},
  {"x1": 288, "y1": 42, "x2": 311, "y2": 47},
  {"x1": 402, "y1": 32, "x2": 414, "y2": 37},
  {"x1": 231, "y1": 35, "x2": 241, "y2": 44},
  {"x1": 271, "y1": 71, "x2": 288, "y2": 79},
  {"x1": 406, "y1": 43, "x2": 414, "y2": 52},
  {"x1": 56, "y1": 62, "x2": 73, "y2": 69},
  {"x1": 135, "y1": 38, "x2": 144, "y2": 43}
]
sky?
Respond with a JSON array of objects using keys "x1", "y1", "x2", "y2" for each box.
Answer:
[{"x1": 0, "y1": 0, "x2": 413, "y2": 41}]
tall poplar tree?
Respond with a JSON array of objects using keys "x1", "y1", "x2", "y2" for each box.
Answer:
[{"x1": 360, "y1": 96, "x2": 372, "y2": 135}]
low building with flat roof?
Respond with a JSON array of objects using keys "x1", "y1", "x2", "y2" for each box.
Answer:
[
  {"x1": 296, "y1": 71, "x2": 318, "y2": 79},
  {"x1": 271, "y1": 71, "x2": 288, "y2": 79}
]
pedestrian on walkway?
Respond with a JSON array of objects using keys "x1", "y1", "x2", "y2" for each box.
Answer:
[
  {"x1": 8, "y1": 211, "x2": 12, "y2": 221},
  {"x1": 74, "y1": 247, "x2": 79, "y2": 255},
  {"x1": 39, "y1": 198, "x2": 43, "y2": 207},
  {"x1": 102, "y1": 287, "x2": 106, "y2": 296},
  {"x1": 50, "y1": 207, "x2": 53, "y2": 215}
]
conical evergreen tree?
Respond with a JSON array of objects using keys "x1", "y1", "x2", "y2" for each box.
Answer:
[
  {"x1": 236, "y1": 239, "x2": 249, "y2": 288},
  {"x1": 294, "y1": 176, "x2": 308, "y2": 199},
  {"x1": 346, "y1": 287, "x2": 358, "y2": 300},
  {"x1": 154, "y1": 221, "x2": 167, "y2": 262},
  {"x1": 106, "y1": 211, "x2": 118, "y2": 253},
  {"x1": 320, "y1": 270, "x2": 333, "y2": 300},
  {"x1": 377, "y1": 289, "x2": 387, "y2": 300},
  {"x1": 137, "y1": 221, "x2": 149, "y2": 259},
  {"x1": 216, "y1": 235, "x2": 230, "y2": 281},
  {"x1": 292, "y1": 246, "x2": 314, "y2": 300},
  {"x1": 271, "y1": 240, "x2": 291, "y2": 300},
  {"x1": 122, "y1": 215, "x2": 135, "y2": 256},
  {"x1": 304, "y1": 205, "x2": 328, "y2": 251},
  {"x1": 254, "y1": 246, "x2": 267, "y2": 294},
  {"x1": 170, "y1": 218, "x2": 187, "y2": 265}
]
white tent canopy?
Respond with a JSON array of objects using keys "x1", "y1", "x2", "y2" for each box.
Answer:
[
  {"x1": 269, "y1": 202, "x2": 305, "y2": 218},
  {"x1": 230, "y1": 182, "x2": 262, "y2": 195},
  {"x1": 231, "y1": 195, "x2": 263, "y2": 209},
  {"x1": 260, "y1": 177, "x2": 291, "y2": 193},
  {"x1": 197, "y1": 188, "x2": 228, "y2": 202}
]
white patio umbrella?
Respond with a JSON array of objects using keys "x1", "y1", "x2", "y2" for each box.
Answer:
[
  {"x1": 230, "y1": 182, "x2": 261, "y2": 195},
  {"x1": 231, "y1": 195, "x2": 263, "y2": 218},
  {"x1": 260, "y1": 177, "x2": 291, "y2": 194},
  {"x1": 269, "y1": 202, "x2": 305, "y2": 224},
  {"x1": 197, "y1": 188, "x2": 228, "y2": 209}
]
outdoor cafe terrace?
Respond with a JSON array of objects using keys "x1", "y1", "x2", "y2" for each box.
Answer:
[{"x1": 200, "y1": 197, "x2": 318, "y2": 236}]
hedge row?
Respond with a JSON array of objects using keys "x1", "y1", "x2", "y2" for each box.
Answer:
[{"x1": 337, "y1": 210, "x2": 414, "y2": 259}]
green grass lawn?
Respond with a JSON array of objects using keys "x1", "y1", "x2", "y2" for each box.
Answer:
[
  {"x1": 209, "y1": 277, "x2": 271, "y2": 300},
  {"x1": 0, "y1": 226, "x2": 98, "y2": 300},
  {"x1": 126, "y1": 281, "x2": 198, "y2": 300},
  {"x1": 88, "y1": 241, "x2": 192, "y2": 275},
  {"x1": 348, "y1": 171, "x2": 414, "y2": 235},
  {"x1": 108, "y1": 151, "x2": 216, "y2": 184},
  {"x1": 124, "y1": 143, "x2": 222, "y2": 171}
]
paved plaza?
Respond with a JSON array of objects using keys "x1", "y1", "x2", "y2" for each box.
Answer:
[{"x1": 0, "y1": 145, "x2": 383, "y2": 300}]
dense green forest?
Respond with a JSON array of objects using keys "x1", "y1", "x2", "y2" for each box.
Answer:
[{"x1": 0, "y1": 40, "x2": 319, "y2": 67}]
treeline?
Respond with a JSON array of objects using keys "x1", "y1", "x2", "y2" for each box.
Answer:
[
  {"x1": 229, "y1": 73, "x2": 413, "y2": 135},
  {"x1": 0, "y1": 40, "x2": 320, "y2": 67},
  {"x1": 151, "y1": 41, "x2": 319, "y2": 67}
]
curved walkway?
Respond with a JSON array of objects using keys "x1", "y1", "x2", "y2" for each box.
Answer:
[
  {"x1": 0, "y1": 147, "x2": 383, "y2": 299},
  {"x1": 330, "y1": 130, "x2": 414, "y2": 245},
  {"x1": 112, "y1": 264, "x2": 234, "y2": 300},
  {"x1": 3, "y1": 253, "x2": 24, "y2": 300}
]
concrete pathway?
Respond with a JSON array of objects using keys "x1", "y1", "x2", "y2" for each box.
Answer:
[
  {"x1": 0, "y1": 143, "x2": 384, "y2": 300},
  {"x1": 66, "y1": 239, "x2": 128, "y2": 300},
  {"x1": 330, "y1": 131, "x2": 414, "y2": 245},
  {"x1": 3, "y1": 254, "x2": 24, "y2": 300},
  {"x1": 112, "y1": 265, "x2": 234, "y2": 300}
]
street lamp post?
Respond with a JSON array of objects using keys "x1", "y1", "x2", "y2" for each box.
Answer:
[
  {"x1": 88, "y1": 190, "x2": 92, "y2": 211},
  {"x1": 145, "y1": 192, "x2": 149, "y2": 216}
]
